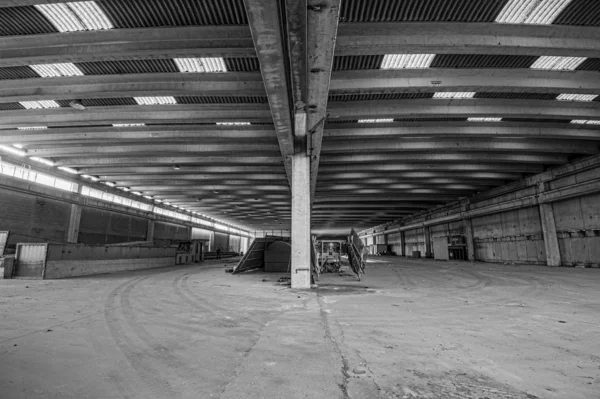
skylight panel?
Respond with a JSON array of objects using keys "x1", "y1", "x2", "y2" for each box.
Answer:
[
  {"x1": 30, "y1": 157, "x2": 55, "y2": 166},
  {"x1": 81, "y1": 174, "x2": 99, "y2": 181},
  {"x1": 530, "y1": 56, "x2": 587, "y2": 70},
  {"x1": 380, "y1": 54, "x2": 435, "y2": 69},
  {"x1": 0, "y1": 145, "x2": 26, "y2": 157},
  {"x1": 468, "y1": 117, "x2": 503, "y2": 122},
  {"x1": 496, "y1": 0, "x2": 573, "y2": 25},
  {"x1": 557, "y1": 93, "x2": 598, "y2": 102},
  {"x1": 174, "y1": 58, "x2": 228, "y2": 73},
  {"x1": 358, "y1": 119, "x2": 394, "y2": 123},
  {"x1": 571, "y1": 120, "x2": 600, "y2": 125},
  {"x1": 134, "y1": 97, "x2": 177, "y2": 105},
  {"x1": 18, "y1": 126, "x2": 48, "y2": 130},
  {"x1": 19, "y1": 100, "x2": 60, "y2": 109},
  {"x1": 30, "y1": 63, "x2": 83, "y2": 77},
  {"x1": 433, "y1": 92, "x2": 476, "y2": 99},
  {"x1": 35, "y1": 1, "x2": 113, "y2": 32},
  {"x1": 113, "y1": 123, "x2": 146, "y2": 127},
  {"x1": 58, "y1": 166, "x2": 78, "y2": 174},
  {"x1": 216, "y1": 122, "x2": 251, "y2": 126}
]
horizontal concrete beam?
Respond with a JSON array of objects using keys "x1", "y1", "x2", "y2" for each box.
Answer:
[
  {"x1": 54, "y1": 156, "x2": 285, "y2": 167},
  {"x1": 324, "y1": 123, "x2": 600, "y2": 141},
  {"x1": 28, "y1": 144, "x2": 281, "y2": 157},
  {"x1": 80, "y1": 165, "x2": 283, "y2": 175},
  {"x1": 0, "y1": 72, "x2": 266, "y2": 103},
  {"x1": 336, "y1": 22, "x2": 600, "y2": 57},
  {"x1": 320, "y1": 162, "x2": 544, "y2": 173},
  {"x1": 320, "y1": 153, "x2": 569, "y2": 164},
  {"x1": 0, "y1": 26, "x2": 255, "y2": 67},
  {"x1": 327, "y1": 99, "x2": 600, "y2": 120},
  {"x1": 0, "y1": 104, "x2": 272, "y2": 128},
  {"x1": 318, "y1": 171, "x2": 521, "y2": 180},
  {"x1": 331, "y1": 69, "x2": 600, "y2": 95}
]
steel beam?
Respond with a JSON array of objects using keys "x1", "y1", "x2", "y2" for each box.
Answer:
[
  {"x1": 336, "y1": 22, "x2": 600, "y2": 57},
  {"x1": 330, "y1": 69, "x2": 600, "y2": 94},
  {"x1": 0, "y1": 26, "x2": 254, "y2": 67},
  {"x1": 0, "y1": 72, "x2": 266, "y2": 103}
]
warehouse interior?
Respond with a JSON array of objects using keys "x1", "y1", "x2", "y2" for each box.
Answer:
[{"x1": 1, "y1": 0, "x2": 600, "y2": 398}]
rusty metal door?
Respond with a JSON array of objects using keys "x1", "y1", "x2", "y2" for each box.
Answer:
[
  {"x1": 0, "y1": 231, "x2": 8, "y2": 255},
  {"x1": 14, "y1": 243, "x2": 49, "y2": 279}
]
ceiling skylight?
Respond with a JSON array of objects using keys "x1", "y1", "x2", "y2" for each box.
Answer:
[
  {"x1": 18, "y1": 126, "x2": 48, "y2": 130},
  {"x1": 571, "y1": 120, "x2": 600, "y2": 125},
  {"x1": 30, "y1": 63, "x2": 83, "y2": 77},
  {"x1": 557, "y1": 94, "x2": 598, "y2": 102},
  {"x1": 358, "y1": 119, "x2": 394, "y2": 123},
  {"x1": 0, "y1": 145, "x2": 26, "y2": 157},
  {"x1": 216, "y1": 122, "x2": 252, "y2": 126},
  {"x1": 174, "y1": 58, "x2": 228, "y2": 73},
  {"x1": 496, "y1": 0, "x2": 573, "y2": 24},
  {"x1": 433, "y1": 92, "x2": 476, "y2": 99},
  {"x1": 134, "y1": 97, "x2": 177, "y2": 105},
  {"x1": 530, "y1": 56, "x2": 587, "y2": 70},
  {"x1": 30, "y1": 157, "x2": 55, "y2": 166},
  {"x1": 35, "y1": 1, "x2": 113, "y2": 32},
  {"x1": 380, "y1": 54, "x2": 435, "y2": 69},
  {"x1": 81, "y1": 174, "x2": 99, "y2": 181},
  {"x1": 20, "y1": 100, "x2": 60, "y2": 109},
  {"x1": 468, "y1": 117, "x2": 503, "y2": 122},
  {"x1": 113, "y1": 123, "x2": 146, "y2": 127},
  {"x1": 58, "y1": 166, "x2": 78, "y2": 174}
]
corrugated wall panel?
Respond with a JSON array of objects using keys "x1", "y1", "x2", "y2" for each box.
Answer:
[
  {"x1": 333, "y1": 55, "x2": 384, "y2": 70},
  {"x1": 328, "y1": 92, "x2": 433, "y2": 102},
  {"x1": 0, "y1": 6, "x2": 57, "y2": 36},
  {"x1": 76, "y1": 59, "x2": 179, "y2": 75},
  {"x1": 99, "y1": 0, "x2": 248, "y2": 27},
  {"x1": 224, "y1": 57, "x2": 260, "y2": 72},
  {"x1": 175, "y1": 96, "x2": 268, "y2": 104},
  {"x1": 503, "y1": 117, "x2": 572, "y2": 124},
  {"x1": 339, "y1": 0, "x2": 508, "y2": 22},
  {"x1": 78, "y1": 208, "x2": 147, "y2": 245},
  {"x1": 578, "y1": 57, "x2": 600, "y2": 72},
  {"x1": 553, "y1": 0, "x2": 600, "y2": 27},
  {"x1": 430, "y1": 54, "x2": 538, "y2": 69},
  {"x1": 81, "y1": 98, "x2": 138, "y2": 107},
  {"x1": 474, "y1": 92, "x2": 559, "y2": 100},
  {"x1": 0, "y1": 66, "x2": 40, "y2": 80},
  {"x1": 0, "y1": 102, "x2": 24, "y2": 110},
  {"x1": 394, "y1": 117, "x2": 468, "y2": 122},
  {"x1": 154, "y1": 221, "x2": 189, "y2": 247}
]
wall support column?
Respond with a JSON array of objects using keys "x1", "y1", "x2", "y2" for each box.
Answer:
[
  {"x1": 400, "y1": 231, "x2": 406, "y2": 257},
  {"x1": 291, "y1": 152, "x2": 311, "y2": 289},
  {"x1": 424, "y1": 226, "x2": 432, "y2": 258},
  {"x1": 463, "y1": 218, "x2": 476, "y2": 261},
  {"x1": 147, "y1": 220, "x2": 155, "y2": 243},
  {"x1": 66, "y1": 204, "x2": 82, "y2": 244},
  {"x1": 539, "y1": 202, "x2": 561, "y2": 266}
]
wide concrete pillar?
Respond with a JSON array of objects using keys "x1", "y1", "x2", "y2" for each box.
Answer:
[
  {"x1": 147, "y1": 220, "x2": 155, "y2": 242},
  {"x1": 291, "y1": 153, "x2": 311, "y2": 289},
  {"x1": 539, "y1": 203, "x2": 561, "y2": 266},
  {"x1": 66, "y1": 204, "x2": 82, "y2": 243},
  {"x1": 463, "y1": 218, "x2": 476, "y2": 261},
  {"x1": 400, "y1": 231, "x2": 406, "y2": 257},
  {"x1": 424, "y1": 226, "x2": 432, "y2": 258}
]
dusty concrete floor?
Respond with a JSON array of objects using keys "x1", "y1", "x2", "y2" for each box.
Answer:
[{"x1": 1, "y1": 257, "x2": 599, "y2": 399}]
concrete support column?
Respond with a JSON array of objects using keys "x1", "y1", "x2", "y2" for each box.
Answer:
[
  {"x1": 463, "y1": 218, "x2": 476, "y2": 261},
  {"x1": 291, "y1": 153, "x2": 311, "y2": 289},
  {"x1": 147, "y1": 220, "x2": 155, "y2": 243},
  {"x1": 424, "y1": 226, "x2": 432, "y2": 258},
  {"x1": 66, "y1": 204, "x2": 82, "y2": 243},
  {"x1": 539, "y1": 203, "x2": 561, "y2": 266},
  {"x1": 400, "y1": 231, "x2": 406, "y2": 257}
]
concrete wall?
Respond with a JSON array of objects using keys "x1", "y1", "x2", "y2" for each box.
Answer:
[
  {"x1": 0, "y1": 189, "x2": 71, "y2": 247},
  {"x1": 363, "y1": 154, "x2": 600, "y2": 267},
  {"x1": 213, "y1": 232, "x2": 229, "y2": 251},
  {"x1": 153, "y1": 222, "x2": 190, "y2": 247},
  {"x1": 79, "y1": 207, "x2": 148, "y2": 245}
]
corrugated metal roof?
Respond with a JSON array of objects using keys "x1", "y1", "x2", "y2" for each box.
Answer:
[
  {"x1": 224, "y1": 58, "x2": 260, "y2": 72},
  {"x1": 176, "y1": 96, "x2": 268, "y2": 104},
  {"x1": 577, "y1": 58, "x2": 600, "y2": 72},
  {"x1": 333, "y1": 56, "x2": 384, "y2": 70},
  {"x1": 0, "y1": 66, "x2": 40, "y2": 80},
  {"x1": 475, "y1": 92, "x2": 559, "y2": 100},
  {"x1": 328, "y1": 93, "x2": 433, "y2": 102},
  {"x1": 76, "y1": 59, "x2": 179, "y2": 75},
  {"x1": 339, "y1": 0, "x2": 507, "y2": 22},
  {"x1": 326, "y1": 120, "x2": 359, "y2": 124},
  {"x1": 431, "y1": 54, "x2": 537, "y2": 69},
  {"x1": 98, "y1": 0, "x2": 248, "y2": 28},
  {"x1": 503, "y1": 118, "x2": 572, "y2": 123},
  {"x1": 553, "y1": 0, "x2": 600, "y2": 27},
  {"x1": 0, "y1": 102, "x2": 24, "y2": 111},
  {"x1": 0, "y1": 6, "x2": 57, "y2": 36},
  {"x1": 56, "y1": 98, "x2": 138, "y2": 107}
]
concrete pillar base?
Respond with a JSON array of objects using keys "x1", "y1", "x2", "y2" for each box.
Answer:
[{"x1": 291, "y1": 153, "x2": 311, "y2": 289}]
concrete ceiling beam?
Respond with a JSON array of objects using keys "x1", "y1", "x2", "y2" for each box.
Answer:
[
  {"x1": 336, "y1": 22, "x2": 600, "y2": 57},
  {"x1": 0, "y1": 26, "x2": 254, "y2": 67},
  {"x1": 54, "y1": 156, "x2": 285, "y2": 167},
  {"x1": 320, "y1": 153, "x2": 569, "y2": 164},
  {"x1": 28, "y1": 144, "x2": 281, "y2": 157},
  {"x1": 319, "y1": 163, "x2": 543, "y2": 173}
]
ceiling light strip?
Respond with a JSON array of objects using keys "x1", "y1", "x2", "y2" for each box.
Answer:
[{"x1": 381, "y1": 54, "x2": 435, "y2": 69}]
